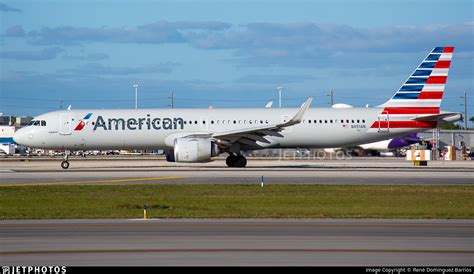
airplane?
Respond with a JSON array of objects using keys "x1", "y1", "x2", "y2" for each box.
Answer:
[{"x1": 13, "y1": 47, "x2": 462, "y2": 169}]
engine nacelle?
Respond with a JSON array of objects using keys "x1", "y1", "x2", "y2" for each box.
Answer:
[{"x1": 173, "y1": 137, "x2": 220, "y2": 163}]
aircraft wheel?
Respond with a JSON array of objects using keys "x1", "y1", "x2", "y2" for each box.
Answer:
[
  {"x1": 234, "y1": 155, "x2": 247, "y2": 168},
  {"x1": 226, "y1": 154, "x2": 236, "y2": 167},
  {"x1": 61, "y1": 161, "x2": 70, "y2": 169}
]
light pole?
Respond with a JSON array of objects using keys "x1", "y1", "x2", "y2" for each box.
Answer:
[
  {"x1": 461, "y1": 91, "x2": 468, "y2": 129},
  {"x1": 277, "y1": 86, "x2": 283, "y2": 108},
  {"x1": 133, "y1": 84, "x2": 139, "y2": 109}
]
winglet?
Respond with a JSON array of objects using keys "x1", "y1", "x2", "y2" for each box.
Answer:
[{"x1": 280, "y1": 97, "x2": 313, "y2": 127}]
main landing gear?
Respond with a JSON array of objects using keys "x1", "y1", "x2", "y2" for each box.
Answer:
[
  {"x1": 61, "y1": 153, "x2": 70, "y2": 169},
  {"x1": 226, "y1": 153, "x2": 247, "y2": 168}
]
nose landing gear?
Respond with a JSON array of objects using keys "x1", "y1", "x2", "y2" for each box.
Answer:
[
  {"x1": 61, "y1": 153, "x2": 70, "y2": 169},
  {"x1": 226, "y1": 153, "x2": 247, "y2": 168}
]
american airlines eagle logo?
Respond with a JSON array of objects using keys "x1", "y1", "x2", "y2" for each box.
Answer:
[{"x1": 74, "y1": 113, "x2": 93, "y2": 131}]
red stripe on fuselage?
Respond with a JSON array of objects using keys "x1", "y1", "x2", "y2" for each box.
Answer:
[
  {"x1": 370, "y1": 121, "x2": 437, "y2": 129},
  {"x1": 382, "y1": 107, "x2": 440, "y2": 114}
]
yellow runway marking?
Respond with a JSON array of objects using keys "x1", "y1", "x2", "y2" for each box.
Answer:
[{"x1": 0, "y1": 176, "x2": 189, "y2": 187}]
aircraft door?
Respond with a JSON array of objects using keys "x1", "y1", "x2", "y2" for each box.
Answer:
[
  {"x1": 60, "y1": 113, "x2": 72, "y2": 135},
  {"x1": 377, "y1": 111, "x2": 390, "y2": 133}
]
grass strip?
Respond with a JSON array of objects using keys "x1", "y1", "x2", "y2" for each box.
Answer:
[{"x1": 0, "y1": 184, "x2": 472, "y2": 219}]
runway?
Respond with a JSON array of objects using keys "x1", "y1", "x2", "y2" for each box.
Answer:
[
  {"x1": 1, "y1": 219, "x2": 472, "y2": 266},
  {"x1": 0, "y1": 158, "x2": 473, "y2": 185}
]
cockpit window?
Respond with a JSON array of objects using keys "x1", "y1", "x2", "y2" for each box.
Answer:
[{"x1": 27, "y1": 120, "x2": 46, "y2": 126}]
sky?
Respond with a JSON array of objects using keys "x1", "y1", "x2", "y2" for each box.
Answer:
[{"x1": 0, "y1": 0, "x2": 473, "y2": 117}]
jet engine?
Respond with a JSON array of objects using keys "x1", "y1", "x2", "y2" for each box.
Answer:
[{"x1": 169, "y1": 137, "x2": 220, "y2": 163}]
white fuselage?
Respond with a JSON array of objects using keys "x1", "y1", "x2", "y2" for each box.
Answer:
[{"x1": 13, "y1": 107, "x2": 423, "y2": 151}]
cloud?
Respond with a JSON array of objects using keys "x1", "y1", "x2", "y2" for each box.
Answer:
[
  {"x1": 0, "y1": 47, "x2": 63, "y2": 60},
  {"x1": 189, "y1": 22, "x2": 474, "y2": 68},
  {"x1": 4, "y1": 25, "x2": 24, "y2": 36},
  {"x1": 62, "y1": 53, "x2": 109, "y2": 61},
  {"x1": 7, "y1": 21, "x2": 472, "y2": 69},
  {"x1": 0, "y1": 3, "x2": 21, "y2": 12},
  {"x1": 236, "y1": 74, "x2": 319, "y2": 84},
  {"x1": 60, "y1": 62, "x2": 181, "y2": 75},
  {"x1": 15, "y1": 21, "x2": 231, "y2": 46}
]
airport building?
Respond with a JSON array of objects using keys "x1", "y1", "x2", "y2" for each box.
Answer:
[
  {"x1": 419, "y1": 129, "x2": 473, "y2": 151},
  {"x1": 0, "y1": 114, "x2": 33, "y2": 127}
]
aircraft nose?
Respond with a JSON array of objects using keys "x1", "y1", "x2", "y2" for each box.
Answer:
[{"x1": 13, "y1": 128, "x2": 32, "y2": 146}]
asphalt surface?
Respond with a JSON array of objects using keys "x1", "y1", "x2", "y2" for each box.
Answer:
[
  {"x1": 1, "y1": 219, "x2": 472, "y2": 266},
  {"x1": 0, "y1": 158, "x2": 473, "y2": 185}
]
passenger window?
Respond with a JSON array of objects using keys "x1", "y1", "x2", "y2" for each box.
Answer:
[
  {"x1": 351, "y1": 120, "x2": 354, "y2": 123},
  {"x1": 357, "y1": 120, "x2": 360, "y2": 123},
  {"x1": 308, "y1": 120, "x2": 311, "y2": 123},
  {"x1": 211, "y1": 121, "x2": 214, "y2": 124},
  {"x1": 330, "y1": 120, "x2": 333, "y2": 123},
  {"x1": 195, "y1": 121, "x2": 198, "y2": 124},
  {"x1": 233, "y1": 120, "x2": 236, "y2": 124},
  {"x1": 324, "y1": 120, "x2": 327, "y2": 123},
  {"x1": 319, "y1": 120, "x2": 322, "y2": 123},
  {"x1": 363, "y1": 120, "x2": 365, "y2": 123}
]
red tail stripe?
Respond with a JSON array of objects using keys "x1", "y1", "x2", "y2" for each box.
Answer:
[
  {"x1": 370, "y1": 121, "x2": 437, "y2": 129},
  {"x1": 443, "y1": 47, "x2": 454, "y2": 53},
  {"x1": 426, "y1": 76, "x2": 447, "y2": 84},
  {"x1": 417, "y1": 92, "x2": 444, "y2": 100},
  {"x1": 382, "y1": 107, "x2": 440, "y2": 114},
  {"x1": 435, "y1": 60, "x2": 450, "y2": 68}
]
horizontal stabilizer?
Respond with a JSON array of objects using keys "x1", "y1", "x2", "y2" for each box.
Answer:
[{"x1": 412, "y1": 112, "x2": 462, "y2": 123}]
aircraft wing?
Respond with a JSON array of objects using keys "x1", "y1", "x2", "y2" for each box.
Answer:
[{"x1": 212, "y1": 97, "x2": 312, "y2": 147}]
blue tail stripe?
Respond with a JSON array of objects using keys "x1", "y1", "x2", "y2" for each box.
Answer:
[
  {"x1": 426, "y1": 54, "x2": 441, "y2": 61},
  {"x1": 406, "y1": 77, "x2": 427, "y2": 84},
  {"x1": 393, "y1": 93, "x2": 420, "y2": 99},
  {"x1": 400, "y1": 85, "x2": 424, "y2": 92},
  {"x1": 419, "y1": 62, "x2": 436, "y2": 69},
  {"x1": 412, "y1": 70, "x2": 432, "y2": 77}
]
